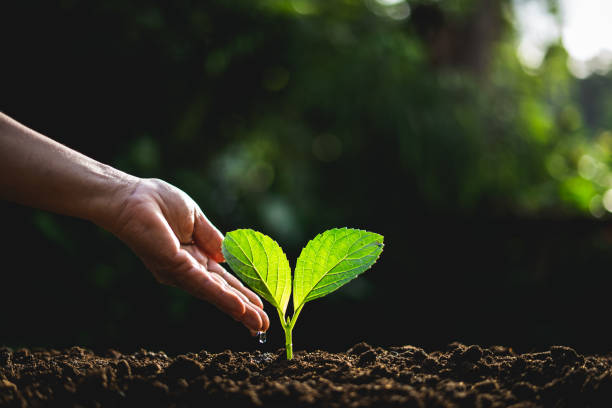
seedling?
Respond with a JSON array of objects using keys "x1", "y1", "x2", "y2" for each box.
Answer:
[{"x1": 222, "y1": 227, "x2": 384, "y2": 359}]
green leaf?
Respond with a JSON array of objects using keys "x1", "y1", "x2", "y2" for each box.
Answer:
[
  {"x1": 222, "y1": 229, "x2": 292, "y2": 314},
  {"x1": 293, "y1": 228, "x2": 384, "y2": 311}
]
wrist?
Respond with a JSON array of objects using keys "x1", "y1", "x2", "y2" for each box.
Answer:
[{"x1": 88, "y1": 167, "x2": 141, "y2": 234}]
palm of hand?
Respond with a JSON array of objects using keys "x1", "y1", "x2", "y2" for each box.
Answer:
[{"x1": 111, "y1": 179, "x2": 269, "y2": 333}]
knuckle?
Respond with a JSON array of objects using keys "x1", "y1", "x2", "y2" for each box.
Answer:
[{"x1": 144, "y1": 177, "x2": 165, "y2": 190}]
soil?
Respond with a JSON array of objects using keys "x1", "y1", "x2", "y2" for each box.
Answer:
[{"x1": 2, "y1": 342, "x2": 612, "y2": 407}]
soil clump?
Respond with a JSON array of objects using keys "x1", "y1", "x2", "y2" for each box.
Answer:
[{"x1": 2, "y1": 342, "x2": 612, "y2": 407}]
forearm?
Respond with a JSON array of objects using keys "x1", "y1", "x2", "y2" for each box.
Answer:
[{"x1": 0, "y1": 112, "x2": 138, "y2": 230}]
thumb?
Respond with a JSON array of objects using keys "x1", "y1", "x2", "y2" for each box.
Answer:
[{"x1": 193, "y1": 209, "x2": 225, "y2": 263}]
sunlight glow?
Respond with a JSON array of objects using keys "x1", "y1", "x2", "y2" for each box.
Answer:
[
  {"x1": 375, "y1": 0, "x2": 405, "y2": 5},
  {"x1": 603, "y1": 189, "x2": 612, "y2": 213},
  {"x1": 561, "y1": 0, "x2": 612, "y2": 61},
  {"x1": 367, "y1": 0, "x2": 410, "y2": 20},
  {"x1": 514, "y1": 0, "x2": 612, "y2": 77},
  {"x1": 514, "y1": 0, "x2": 559, "y2": 69}
]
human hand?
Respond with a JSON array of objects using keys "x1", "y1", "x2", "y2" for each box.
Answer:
[
  {"x1": 0, "y1": 112, "x2": 266, "y2": 333},
  {"x1": 107, "y1": 178, "x2": 269, "y2": 334}
]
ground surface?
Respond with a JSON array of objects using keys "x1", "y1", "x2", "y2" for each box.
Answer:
[{"x1": 2, "y1": 342, "x2": 612, "y2": 407}]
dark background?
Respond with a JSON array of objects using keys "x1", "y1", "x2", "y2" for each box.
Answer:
[{"x1": 3, "y1": 0, "x2": 612, "y2": 355}]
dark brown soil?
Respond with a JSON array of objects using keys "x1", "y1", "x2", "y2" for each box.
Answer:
[{"x1": 2, "y1": 342, "x2": 612, "y2": 407}]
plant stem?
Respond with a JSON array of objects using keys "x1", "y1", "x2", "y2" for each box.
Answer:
[
  {"x1": 278, "y1": 305, "x2": 304, "y2": 360},
  {"x1": 277, "y1": 308, "x2": 293, "y2": 360},
  {"x1": 283, "y1": 324, "x2": 293, "y2": 359}
]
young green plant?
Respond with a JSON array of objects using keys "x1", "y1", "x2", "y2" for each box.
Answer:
[{"x1": 221, "y1": 228, "x2": 384, "y2": 359}]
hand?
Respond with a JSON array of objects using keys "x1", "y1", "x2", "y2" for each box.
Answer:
[
  {"x1": 109, "y1": 178, "x2": 269, "y2": 334},
  {"x1": 0, "y1": 113, "x2": 268, "y2": 333}
]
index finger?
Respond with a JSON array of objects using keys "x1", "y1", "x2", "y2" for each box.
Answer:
[
  {"x1": 193, "y1": 209, "x2": 225, "y2": 263},
  {"x1": 164, "y1": 250, "x2": 262, "y2": 330},
  {"x1": 176, "y1": 265, "x2": 266, "y2": 332},
  {"x1": 207, "y1": 260, "x2": 265, "y2": 309}
]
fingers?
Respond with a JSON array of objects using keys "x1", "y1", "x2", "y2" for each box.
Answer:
[
  {"x1": 183, "y1": 245, "x2": 263, "y2": 309},
  {"x1": 176, "y1": 264, "x2": 246, "y2": 317},
  {"x1": 208, "y1": 266, "x2": 270, "y2": 332},
  {"x1": 193, "y1": 210, "x2": 225, "y2": 263},
  {"x1": 170, "y1": 252, "x2": 267, "y2": 332},
  {"x1": 207, "y1": 260, "x2": 265, "y2": 309},
  {"x1": 240, "y1": 298, "x2": 269, "y2": 332},
  {"x1": 182, "y1": 245, "x2": 270, "y2": 332},
  {"x1": 247, "y1": 301, "x2": 269, "y2": 332}
]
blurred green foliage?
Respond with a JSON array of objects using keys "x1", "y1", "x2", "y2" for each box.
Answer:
[
  {"x1": 5, "y1": 0, "x2": 612, "y2": 351},
  {"x1": 80, "y1": 0, "x2": 612, "y2": 232}
]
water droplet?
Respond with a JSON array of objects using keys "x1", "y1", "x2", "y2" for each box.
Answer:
[{"x1": 256, "y1": 331, "x2": 267, "y2": 344}]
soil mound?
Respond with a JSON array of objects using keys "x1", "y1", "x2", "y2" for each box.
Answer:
[{"x1": 2, "y1": 342, "x2": 612, "y2": 407}]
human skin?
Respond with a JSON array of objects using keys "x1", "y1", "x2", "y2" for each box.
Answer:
[{"x1": 0, "y1": 112, "x2": 269, "y2": 334}]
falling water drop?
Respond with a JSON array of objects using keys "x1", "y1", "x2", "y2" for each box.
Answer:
[{"x1": 256, "y1": 331, "x2": 267, "y2": 344}]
